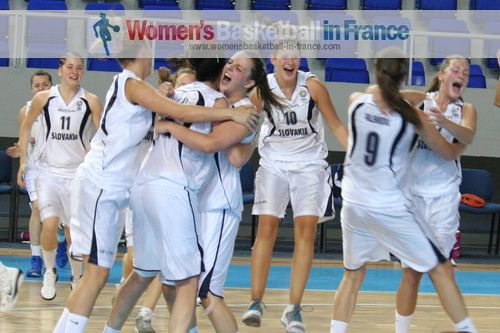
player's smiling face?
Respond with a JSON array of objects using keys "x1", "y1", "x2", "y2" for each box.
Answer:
[
  {"x1": 439, "y1": 58, "x2": 469, "y2": 101},
  {"x1": 220, "y1": 53, "x2": 255, "y2": 96},
  {"x1": 271, "y1": 49, "x2": 300, "y2": 83},
  {"x1": 31, "y1": 75, "x2": 52, "y2": 95},
  {"x1": 59, "y1": 57, "x2": 84, "y2": 87}
]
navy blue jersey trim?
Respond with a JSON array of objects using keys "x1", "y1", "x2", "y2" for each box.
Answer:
[
  {"x1": 79, "y1": 98, "x2": 92, "y2": 149},
  {"x1": 389, "y1": 118, "x2": 407, "y2": 167},
  {"x1": 43, "y1": 96, "x2": 56, "y2": 140},
  {"x1": 199, "y1": 209, "x2": 226, "y2": 299},
  {"x1": 101, "y1": 76, "x2": 119, "y2": 135},
  {"x1": 88, "y1": 189, "x2": 104, "y2": 266},
  {"x1": 348, "y1": 103, "x2": 364, "y2": 158},
  {"x1": 307, "y1": 98, "x2": 318, "y2": 135}
]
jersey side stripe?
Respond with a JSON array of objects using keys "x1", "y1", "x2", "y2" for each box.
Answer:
[
  {"x1": 389, "y1": 117, "x2": 407, "y2": 167},
  {"x1": 178, "y1": 91, "x2": 204, "y2": 170},
  {"x1": 307, "y1": 98, "x2": 318, "y2": 134},
  {"x1": 79, "y1": 98, "x2": 92, "y2": 149},
  {"x1": 348, "y1": 103, "x2": 364, "y2": 158},
  {"x1": 43, "y1": 96, "x2": 56, "y2": 140},
  {"x1": 101, "y1": 77, "x2": 119, "y2": 135}
]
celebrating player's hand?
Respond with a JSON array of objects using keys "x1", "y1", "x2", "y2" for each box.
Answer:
[
  {"x1": 6, "y1": 143, "x2": 19, "y2": 158},
  {"x1": 232, "y1": 105, "x2": 260, "y2": 131},
  {"x1": 154, "y1": 118, "x2": 174, "y2": 135},
  {"x1": 427, "y1": 106, "x2": 447, "y2": 127},
  {"x1": 159, "y1": 82, "x2": 174, "y2": 98}
]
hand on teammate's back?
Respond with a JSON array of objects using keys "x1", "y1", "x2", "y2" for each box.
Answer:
[{"x1": 233, "y1": 105, "x2": 260, "y2": 131}]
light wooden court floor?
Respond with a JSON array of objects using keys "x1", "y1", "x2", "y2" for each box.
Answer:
[{"x1": 1, "y1": 253, "x2": 500, "y2": 332}]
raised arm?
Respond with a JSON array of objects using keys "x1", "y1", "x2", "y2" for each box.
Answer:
[
  {"x1": 307, "y1": 77, "x2": 348, "y2": 150},
  {"x1": 126, "y1": 78, "x2": 259, "y2": 130},
  {"x1": 17, "y1": 91, "x2": 47, "y2": 187},
  {"x1": 427, "y1": 103, "x2": 477, "y2": 145}
]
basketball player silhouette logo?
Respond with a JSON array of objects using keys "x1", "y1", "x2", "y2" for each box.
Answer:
[{"x1": 93, "y1": 12, "x2": 120, "y2": 56}]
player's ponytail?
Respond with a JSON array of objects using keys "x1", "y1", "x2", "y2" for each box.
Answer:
[
  {"x1": 375, "y1": 49, "x2": 421, "y2": 128},
  {"x1": 158, "y1": 66, "x2": 174, "y2": 84}
]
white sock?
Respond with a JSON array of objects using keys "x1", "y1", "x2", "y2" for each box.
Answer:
[
  {"x1": 330, "y1": 320, "x2": 348, "y2": 333},
  {"x1": 395, "y1": 311, "x2": 413, "y2": 333},
  {"x1": 103, "y1": 324, "x2": 120, "y2": 333},
  {"x1": 69, "y1": 256, "x2": 83, "y2": 279},
  {"x1": 188, "y1": 327, "x2": 199, "y2": 333},
  {"x1": 0, "y1": 261, "x2": 5, "y2": 274},
  {"x1": 454, "y1": 317, "x2": 477, "y2": 333},
  {"x1": 42, "y1": 248, "x2": 56, "y2": 271},
  {"x1": 53, "y1": 308, "x2": 69, "y2": 333},
  {"x1": 64, "y1": 312, "x2": 89, "y2": 333},
  {"x1": 31, "y1": 244, "x2": 42, "y2": 257}
]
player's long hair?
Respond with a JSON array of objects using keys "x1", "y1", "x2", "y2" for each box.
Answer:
[
  {"x1": 158, "y1": 66, "x2": 174, "y2": 84},
  {"x1": 426, "y1": 55, "x2": 470, "y2": 94},
  {"x1": 375, "y1": 49, "x2": 422, "y2": 128},
  {"x1": 240, "y1": 51, "x2": 283, "y2": 114}
]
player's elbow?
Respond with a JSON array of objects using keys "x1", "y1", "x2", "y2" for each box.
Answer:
[{"x1": 494, "y1": 100, "x2": 500, "y2": 108}]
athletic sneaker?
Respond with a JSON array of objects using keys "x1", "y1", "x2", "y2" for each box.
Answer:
[
  {"x1": 0, "y1": 267, "x2": 23, "y2": 312},
  {"x1": 40, "y1": 268, "x2": 57, "y2": 300},
  {"x1": 242, "y1": 299, "x2": 265, "y2": 327},
  {"x1": 281, "y1": 304, "x2": 306, "y2": 333},
  {"x1": 135, "y1": 307, "x2": 156, "y2": 333},
  {"x1": 27, "y1": 255, "x2": 43, "y2": 277},
  {"x1": 56, "y1": 240, "x2": 68, "y2": 269}
]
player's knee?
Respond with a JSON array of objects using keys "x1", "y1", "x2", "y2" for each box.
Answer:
[{"x1": 201, "y1": 292, "x2": 222, "y2": 316}]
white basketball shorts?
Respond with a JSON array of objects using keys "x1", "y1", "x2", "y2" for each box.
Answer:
[
  {"x1": 130, "y1": 179, "x2": 202, "y2": 283},
  {"x1": 252, "y1": 159, "x2": 333, "y2": 219},
  {"x1": 69, "y1": 170, "x2": 129, "y2": 269},
  {"x1": 198, "y1": 209, "x2": 240, "y2": 299},
  {"x1": 341, "y1": 201, "x2": 441, "y2": 273},
  {"x1": 36, "y1": 172, "x2": 72, "y2": 224},
  {"x1": 411, "y1": 191, "x2": 461, "y2": 259},
  {"x1": 24, "y1": 166, "x2": 38, "y2": 202}
]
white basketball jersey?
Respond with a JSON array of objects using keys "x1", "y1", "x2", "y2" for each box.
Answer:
[
  {"x1": 137, "y1": 81, "x2": 223, "y2": 192},
  {"x1": 258, "y1": 71, "x2": 328, "y2": 162},
  {"x1": 342, "y1": 94, "x2": 417, "y2": 209},
  {"x1": 81, "y1": 69, "x2": 154, "y2": 191},
  {"x1": 25, "y1": 100, "x2": 43, "y2": 167},
  {"x1": 409, "y1": 92, "x2": 462, "y2": 196},
  {"x1": 198, "y1": 97, "x2": 255, "y2": 215},
  {"x1": 36, "y1": 85, "x2": 93, "y2": 178}
]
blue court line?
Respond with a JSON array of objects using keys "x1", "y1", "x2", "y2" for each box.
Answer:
[{"x1": 2, "y1": 256, "x2": 499, "y2": 295}]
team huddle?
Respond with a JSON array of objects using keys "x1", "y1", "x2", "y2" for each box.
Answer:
[{"x1": 2, "y1": 44, "x2": 499, "y2": 333}]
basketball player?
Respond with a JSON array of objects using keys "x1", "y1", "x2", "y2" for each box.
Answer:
[
  {"x1": 55, "y1": 45, "x2": 257, "y2": 333},
  {"x1": 132, "y1": 67, "x2": 197, "y2": 333},
  {"x1": 395, "y1": 56, "x2": 477, "y2": 333},
  {"x1": 494, "y1": 50, "x2": 500, "y2": 107},
  {"x1": 242, "y1": 43, "x2": 348, "y2": 332},
  {"x1": 0, "y1": 261, "x2": 23, "y2": 312},
  {"x1": 155, "y1": 51, "x2": 282, "y2": 333},
  {"x1": 102, "y1": 57, "x2": 234, "y2": 333},
  {"x1": 6, "y1": 71, "x2": 52, "y2": 278},
  {"x1": 17, "y1": 54, "x2": 101, "y2": 301},
  {"x1": 330, "y1": 50, "x2": 477, "y2": 333}
]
